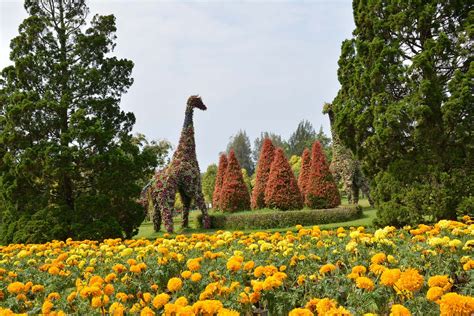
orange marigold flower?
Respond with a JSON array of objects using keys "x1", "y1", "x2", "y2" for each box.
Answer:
[
  {"x1": 32, "y1": 285, "x2": 45, "y2": 293},
  {"x1": 369, "y1": 264, "x2": 387, "y2": 275},
  {"x1": 439, "y1": 292, "x2": 474, "y2": 315},
  {"x1": 351, "y1": 265, "x2": 367, "y2": 275},
  {"x1": 191, "y1": 273, "x2": 202, "y2": 282},
  {"x1": 428, "y1": 275, "x2": 452, "y2": 291},
  {"x1": 7, "y1": 282, "x2": 25, "y2": 294},
  {"x1": 289, "y1": 308, "x2": 314, "y2": 316},
  {"x1": 175, "y1": 296, "x2": 188, "y2": 307},
  {"x1": 316, "y1": 298, "x2": 337, "y2": 315},
  {"x1": 140, "y1": 306, "x2": 155, "y2": 316},
  {"x1": 326, "y1": 306, "x2": 352, "y2": 316},
  {"x1": 390, "y1": 304, "x2": 411, "y2": 316},
  {"x1": 395, "y1": 269, "x2": 424, "y2": 293},
  {"x1": 319, "y1": 264, "x2": 337, "y2": 275},
  {"x1": 152, "y1": 293, "x2": 170, "y2": 309},
  {"x1": 167, "y1": 278, "x2": 183, "y2": 292},
  {"x1": 109, "y1": 302, "x2": 126, "y2": 316},
  {"x1": 181, "y1": 270, "x2": 192, "y2": 279},
  {"x1": 371, "y1": 253, "x2": 386, "y2": 264},
  {"x1": 426, "y1": 287, "x2": 444, "y2": 302},
  {"x1": 42, "y1": 300, "x2": 54, "y2": 314},
  {"x1": 381, "y1": 269, "x2": 401, "y2": 286},
  {"x1": 356, "y1": 277, "x2": 374, "y2": 291}
]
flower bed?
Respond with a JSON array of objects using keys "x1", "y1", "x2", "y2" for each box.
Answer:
[
  {"x1": 0, "y1": 217, "x2": 473, "y2": 315},
  {"x1": 197, "y1": 205, "x2": 362, "y2": 230}
]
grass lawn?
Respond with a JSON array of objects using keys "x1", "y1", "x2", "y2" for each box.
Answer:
[{"x1": 134, "y1": 198, "x2": 377, "y2": 239}]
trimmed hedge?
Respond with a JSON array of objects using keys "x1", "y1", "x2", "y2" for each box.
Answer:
[{"x1": 197, "y1": 205, "x2": 362, "y2": 230}]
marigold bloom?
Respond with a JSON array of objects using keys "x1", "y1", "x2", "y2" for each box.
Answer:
[
  {"x1": 109, "y1": 302, "x2": 126, "y2": 316},
  {"x1": 152, "y1": 293, "x2": 170, "y2": 309},
  {"x1": 426, "y1": 287, "x2": 444, "y2": 302},
  {"x1": 289, "y1": 308, "x2": 314, "y2": 316},
  {"x1": 395, "y1": 269, "x2": 424, "y2": 292},
  {"x1": 326, "y1": 306, "x2": 352, "y2": 315},
  {"x1": 187, "y1": 259, "x2": 201, "y2": 271},
  {"x1": 181, "y1": 270, "x2": 192, "y2": 279},
  {"x1": 175, "y1": 296, "x2": 188, "y2": 307},
  {"x1": 140, "y1": 306, "x2": 155, "y2": 316},
  {"x1": 439, "y1": 292, "x2": 474, "y2": 315},
  {"x1": 316, "y1": 298, "x2": 337, "y2": 315},
  {"x1": 167, "y1": 278, "x2": 183, "y2": 292},
  {"x1": 7, "y1": 282, "x2": 25, "y2": 294},
  {"x1": 371, "y1": 253, "x2": 386, "y2": 264},
  {"x1": 356, "y1": 277, "x2": 374, "y2": 291},
  {"x1": 351, "y1": 265, "x2": 367, "y2": 275},
  {"x1": 390, "y1": 304, "x2": 411, "y2": 316},
  {"x1": 32, "y1": 284, "x2": 45, "y2": 293},
  {"x1": 381, "y1": 269, "x2": 401, "y2": 286},
  {"x1": 191, "y1": 273, "x2": 202, "y2": 282},
  {"x1": 319, "y1": 264, "x2": 336, "y2": 275},
  {"x1": 428, "y1": 275, "x2": 452, "y2": 291}
]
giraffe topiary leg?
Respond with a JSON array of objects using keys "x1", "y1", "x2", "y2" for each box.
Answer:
[{"x1": 195, "y1": 191, "x2": 211, "y2": 229}]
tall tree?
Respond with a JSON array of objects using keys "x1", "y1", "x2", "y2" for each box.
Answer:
[
  {"x1": 253, "y1": 132, "x2": 287, "y2": 163},
  {"x1": 227, "y1": 130, "x2": 254, "y2": 175},
  {"x1": 332, "y1": 0, "x2": 473, "y2": 226},
  {"x1": 0, "y1": 0, "x2": 157, "y2": 243},
  {"x1": 287, "y1": 121, "x2": 332, "y2": 158},
  {"x1": 201, "y1": 164, "x2": 217, "y2": 204},
  {"x1": 251, "y1": 138, "x2": 275, "y2": 210},
  {"x1": 219, "y1": 150, "x2": 250, "y2": 212},
  {"x1": 212, "y1": 154, "x2": 227, "y2": 210}
]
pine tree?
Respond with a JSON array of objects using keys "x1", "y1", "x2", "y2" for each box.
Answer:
[
  {"x1": 264, "y1": 148, "x2": 303, "y2": 210},
  {"x1": 298, "y1": 148, "x2": 311, "y2": 198},
  {"x1": 219, "y1": 150, "x2": 250, "y2": 212},
  {"x1": 227, "y1": 130, "x2": 254, "y2": 175},
  {"x1": 0, "y1": 0, "x2": 156, "y2": 243},
  {"x1": 202, "y1": 164, "x2": 217, "y2": 204},
  {"x1": 251, "y1": 138, "x2": 275, "y2": 209},
  {"x1": 212, "y1": 154, "x2": 228, "y2": 209},
  {"x1": 305, "y1": 141, "x2": 340, "y2": 209}
]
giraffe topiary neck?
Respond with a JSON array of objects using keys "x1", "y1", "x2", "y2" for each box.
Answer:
[{"x1": 183, "y1": 105, "x2": 194, "y2": 129}]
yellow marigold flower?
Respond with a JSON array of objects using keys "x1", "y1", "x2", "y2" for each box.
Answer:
[
  {"x1": 67, "y1": 291, "x2": 77, "y2": 303},
  {"x1": 351, "y1": 265, "x2": 367, "y2": 275},
  {"x1": 104, "y1": 284, "x2": 114, "y2": 295},
  {"x1": 105, "y1": 273, "x2": 117, "y2": 283},
  {"x1": 48, "y1": 266, "x2": 60, "y2": 275},
  {"x1": 316, "y1": 298, "x2": 337, "y2": 315},
  {"x1": 249, "y1": 292, "x2": 260, "y2": 303},
  {"x1": 16, "y1": 293, "x2": 27, "y2": 301},
  {"x1": 319, "y1": 264, "x2": 337, "y2": 275},
  {"x1": 152, "y1": 293, "x2": 170, "y2": 309},
  {"x1": 356, "y1": 277, "x2": 374, "y2": 291},
  {"x1": 47, "y1": 292, "x2": 60, "y2": 300},
  {"x1": 381, "y1": 269, "x2": 401, "y2": 286},
  {"x1": 187, "y1": 259, "x2": 201, "y2": 271},
  {"x1": 463, "y1": 259, "x2": 474, "y2": 271},
  {"x1": 243, "y1": 261, "x2": 255, "y2": 271},
  {"x1": 91, "y1": 296, "x2": 102, "y2": 308},
  {"x1": 109, "y1": 302, "x2": 126, "y2": 316},
  {"x1": 426, "y1": 287, "x2": 444, "y2": 302},
  {"x1": 7, "y1": 282, "x2": 25, "y2": 294},
  {"x1": 390, "y1": 304, "x2": 411, "y2": 316},
  {"x1": 395, "y1": 269, "x2": 424, "y2": 292},
  {"x1": 289, "y1": 308, "x2": 314, "y2": 316},
  {"x1": 181, "y1": 270, "x2": 192, "y2": 279},
  {"x1": 32, "y1": 285, "x2": 45, "y2": 293},
  {"x1": 130, "y1": 265, "x2": 142, "y2": 273},
  {"x1": 42, "y1": 300, "x2": 54, "y2": 314},
  {"x1": 427, "y1": 275, "x2": 452, "y2": 291},
  {"x1": 217, "y1": 308, "x2": 240, "y2": 316},
  {"x1": 143, "y1": 292, "x2": 152, "y2": 303},
  {"x1": 439, "y1": 292, "x2": 474, "y2": 315},
  {"x1": 239, "y1": 292, "x2": 250, "y2": 304},
  {"x1": 175, "y1": 296, "x2": 188, "y2": 306},
  {"x1": 326, "y1": 306, "x2": 352, "y2": 316},
  {"x1": 167, "y1": 277, "x2": 183, "y2": 292},
  {"x1": 371, "y1": 253, "x2": 386, "y2": 264},
  {"x1": 112, "y1": 264, "x2": 127, "y2": 274},
  {"x1": 369, "y1": 264, "x2": 387, "y2": 275},
  {"x1": 193, "y1": 300, "x2": 224, "y2": 315},
  {"x1": 305, "y1": 298, "x2": 320, "y2": 312},
  {"x1": 140, "y1": 306, "x2": 155, "y2": 316},
  {"x1": 191, "y1": 273, "x2": 202, "y2": 282},
  {"x1": 297, "y1": 275, "x2": 306, "y2": 285},
  {"x1": 226, "y1": 259, "x2": 242, "y2": 272}
]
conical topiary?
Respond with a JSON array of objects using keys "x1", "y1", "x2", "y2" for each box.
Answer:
[
  {"x1": 298, "y1": 148, "x2": 311, "y2": 197},
  {"x1": 219, "y1": 150, "x2": 250, "y2": 212},
  {"x1": 212, "y1": 154, "x2": 228, "y2": 209},
  {"x1": 251, "y1": 138, "x2": 275, "y2": 209},
  {"x1": 264, "y1": 147, "x2": 303, "y2": 210},
  {"x1": 305, "y1": 141, "x2": 341, "y2": 209}
]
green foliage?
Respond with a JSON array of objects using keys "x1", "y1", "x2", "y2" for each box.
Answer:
[
  {"x1": 226, "y1": 130, "x2": 254, "y2": 175},
  {"x1": 289, "y1": 155, "x2": 301, "y2": 178},
  {"x1": 241, "y1": 168, "x2": 253, "y2": 195},
  {"x1": 456, "y1": 196, "x2": 474, "y2": 218},
  {"x1": 197, "y1": 205, "x2": 362, "y2": 230},
  {"x1": 252, "y1": 132, "x2": 287, "y2": 163},
  {"x1": 0, "y1": 0, "x2": 157, "y2": 243},
  {"x1": 333, "y1": 0, "x2": 473, "y2": 226},
  {"x1": 201, "y1": 164, "x2": 217, "y2": 204}
]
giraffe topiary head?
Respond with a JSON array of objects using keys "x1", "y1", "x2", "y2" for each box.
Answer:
[{"x1": 187, "y1": 95, "x2": 207, "y2": 110}]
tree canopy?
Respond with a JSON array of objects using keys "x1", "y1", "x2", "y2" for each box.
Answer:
[
  {"x1": 0, "y1": 0, "x2": 157, "y2": 243},
  {"x1": 226, "y1": 130, "x2": 254, "y2": 175},
  {"x1": 332, "y1": 0, "x2": 473, "y2": 226}
]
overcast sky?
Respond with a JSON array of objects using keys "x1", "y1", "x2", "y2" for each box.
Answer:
[{"x1": 0, "y1": 0, "x2": 354, "y2": 169}]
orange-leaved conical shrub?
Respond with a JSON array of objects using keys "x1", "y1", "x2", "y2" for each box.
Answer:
[
  {"x1": 219, "y1": 150, "x2": 250, "y2": 212},
  {"x1": 251, "y1": 138, "x2": 275, "y2": 209},
  {"x1": 264, "y1": 147, "x2": 303, "y2": 210},
  {"x1": 305, "y1": 141, "x2": 340, "y2": 209},
  {"x1": 298, "y1": 148, "x2": 311, "y2": 198},
  {"x1": 212, "y1": 154, "x2": 228, "y2": 209}
]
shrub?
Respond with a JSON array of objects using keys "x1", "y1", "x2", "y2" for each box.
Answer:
[
  {"x1": 264, "y1": 148, "x2": 303, "y2": 210},
  {"x1": 251, "y1": 138, "x2": 275, "y2": 209},
  {"x1": 305, "y1": 141, "x2": 341, "y2": 209},
  {"x1": 198, "y1": 205, "x2": 362, "y2": 230},
  {"x1": 298, "y1": 148, "x2": 311, "y2": 197},
  {"x1": 212, "y1": 154, "x2": 228, "y2": 209},
  {"x1": 219, "y1": 150, "x2": 250, "y2": 212},
  {"x1": 457, "y1": 196, "x2": 474, "y2": 218}
]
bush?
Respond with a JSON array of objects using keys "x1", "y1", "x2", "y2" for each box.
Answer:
[
  {"x1": 212, "y1": 154, "x2": 228, "y2": 209},
  {"x1": 305, "y1": 141, "x2": 341, "y2": 209},
  {"x1": 298, "y1": 148, "x2": 311, "y2": 197},
  {"x1": 264, "y1": 148, "x2": 303, "y2": 210},
  {"x1": 251, "y1": 138, "x2": 275, "y2": 209},
  {"x1": 198, "y1": 205, "x2": 362, "y2": 230},
  {"x1": 219, "y1": 150, "x2": 250, "y2": 212},
  {"x1": 456, "y1": 197, "x2": 474, "y2": 218}
]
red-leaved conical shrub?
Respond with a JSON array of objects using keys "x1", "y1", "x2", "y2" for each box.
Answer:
[
  {"x1": 298, "y1": 148, "x2": 311, "y2": 197},
  {"x1": 264, "y1": 147, "x2": 303, "y2": 210},
  {"x1": 219, "y1": 150, "x2": 250, "y2": 212},
  {"x1": 251, "y1": 138, "x2": 275, "y2": 209},
  {"x1": 305, "y1": 141, "x2": 341, "y2": 209},
  {"x1": 212, "y1": 154, "x2": 228, "y2": 209}
]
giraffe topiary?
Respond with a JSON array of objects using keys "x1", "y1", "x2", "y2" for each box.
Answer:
[
  {"x1": 140, "y1": 95, "x2": 211, "y2": 233},
  {"x1": 323, "y1": 103, "x2": 374, "y2": 206}
]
